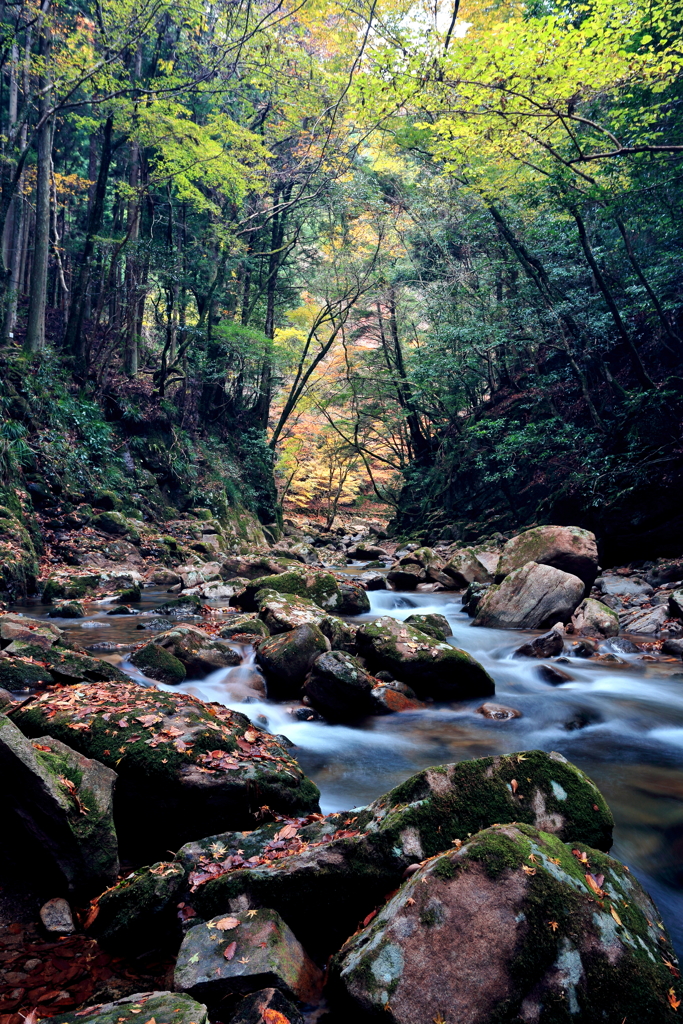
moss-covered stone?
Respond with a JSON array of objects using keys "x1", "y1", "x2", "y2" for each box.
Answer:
[
  {"x1": 1, "y1": 641, "x2": 129, "y2": 685},
  {"x1": 140, "y1": 625, "x2": 241, "y2": 678},
  {"x1": 0, "y1": 715, "x2": 118, "y2": 895},
  {"x1": 497, "y1": 524, "x2": 599, "y2": 587},
  {"x1": 356, "y1": 615, "x2": 494, "y2": 700},
  {"x1": 255, "y1": 623, "x2": 330, "y2": 698},
  {"x1": 182, "y1": 749, "x2": 613, "y2": 957},
  {"x1": 303, "y1": 651, "x2": 375, "y2": 721},
  {"x1": 131, "y1": 642, "x2": 187, "y2": 684},
  {"x1": 41, "y1": 991, "x2": 208, "y2": 1024},
  {"x1": 47, "y1": 599, "x2": 85, "y2": 618},
  {"x1": 240, "y1": 568, "x2": 343, "y2": 612},
  {"x1": 218, "y1": 614, "x2": 271, "y2": 640},
  {"x1": 90, "y1": 860, "x2": 186, "y2": 951},
  {"x1": 403, "y1": 613, "x2": 451, "y2": 641},
  {"x1": 116, "y1": 585, "x2": 142, "y2": 603},
  {"x1": 92, "y1": 511, "x2": 141, "y2": 543},
  {"x1": 330, "y1": 822, "x2": 679, "y2": 1023},
  {"x1": 14, "y1": 680, "x2": 320, "y2": 860},
  {"x1": 0, "y1": 655, "x2": 53, "y2": 689}
]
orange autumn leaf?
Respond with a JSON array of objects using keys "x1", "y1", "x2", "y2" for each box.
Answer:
[
  {"x1": 263, "y1": 1011, "x2": 291, "y2": 1024},
  {"x1": 668, "y1": 988, "x2": 681, "y2": 1011},
  {"x1": 510, "y1": 779, "x2": 518, "y2": 794},
  {"x1": 663, "y1": 959, "x2": 681, "y2": 979},
  {"x1": 610, "y1": 905, "x2": 622, "y2": 926},
  {"x1": 522, "y1": 865, "x2": 536, "y2": 875},
  {"x1": 548, "y1": 921, "x2": 559, "y2": 931},
  {"x1": 585, "y1": 874, "x2": 605, "y2": 897},
  {"x1": 214, "y1": 916, "x2": 240, "y2": 931}
]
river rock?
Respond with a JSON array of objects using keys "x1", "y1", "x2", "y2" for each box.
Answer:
[
  {"x1": 404, "y1": 613, "x2": 451, "y2": 641},
  {"x1": 496, "y1": 525, "x2": 599, "y2": 588},
  {"x1": 219, "y1": 614, "x2": 271, "y2": 640},
  {"x1": 0, "y1": 612, "x2": 63, "y2": 647},
  {"x1": 229, "y1": 988, "x2": 303, "y2": 1024},
  {"x1": 608, "y1": 637, "x2": 642, "y2": 654},
  {"x1": 476, "y1": 702, "x2": 522, "y2": 720},
  {"x1": 571, "y1": 597, "x2": 620, "y2": 637},
  {"x1": 399, "y1": 547, "x2": 443, "y2": 571},
  {"x1": 443, "y1": 548, "x2": 492, "y2": 589},
  {"x1": 256, "y1": 624, "x2": 330, "y2": 698},
  {"x1": 0, "y1": 716, "x2": 118, "y2": 894},
  {"x1": 39, "y1": 897, "x2": 75, "y2": 935},
  {"x1": 47, "y1": 600, "x2": 86, "y2": 618},
  {"x1": 89, "y1": 860, "x2": 186, "y2": 951},
  {"x1": 3, "y1": 641, "x2": 129, "y2": 685},
  {"x1": 13, "y1": 681, "x2": 320, "y2": 860},
  {"x1": 662, "y1": 638, "x2": 683, "y2": 657},
  {"x1": 337, "y1": 580, "x2": 371, "y2": 614},
  {"x1": 181, "y1": 749, "x2": 613, "y2": 955},
  {"x1": 258, "y1": 592, "x2": 328, "y2": 633},
  {"x1": 462, "y1": 580, "x2": 491, "y2": 616},
  {"x1": 619, "y1": 603, "x2": 668, "y2": 635},
  {"x1": 513, "y1": 628, "x2": 564, "y2": 659},
  {"x1": 370, "y1": 684, "x2": 425, "y2": 714},
  {"x1": 303, "y1": 651, "x2": 375, "y2": 721},
  {"x1": 538, "y1": 664, "x2": 574, "y2": 684},
  {"x1": 41, "y1": 992, "x2": 209, "y2": 1024},
  {"x1": 174, "y1": 908, "x2": 323, "y2": 1009},
  {"x1": 386, "y1": 564, "x2": 426, "y2": 589},
  {"x1": 330, "y1": 822, "x2": 679, "y2": 1024},
  {"x1": 131, "y1": 642, "x2": 187, "y2": 684},
  {"x1": 474, "y1": 562, "x2": 584, "y2": 630},
  {"x1": 347, "y1": 544, "x2": 391, "y2": 560},
  {"x1": 144, "y1": 625, "x2": 242, "y2": 676},
  {"x1": 669, "y1": 588, "x2": 683, "y2": 618},
  {"x1": 238, "y1": 568, "x2": 344, "y2": 612},
  {"x1": 356, "y1": 616, "x2": 493, "y2": 700},
  {"x1": 594, "y1": 574, "x2": 653, "y2": 606}
]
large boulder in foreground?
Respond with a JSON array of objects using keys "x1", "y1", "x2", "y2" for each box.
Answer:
[
  {"x1": 175, "y1": 909, "x2": 323, "y2": 1010},
  {"x1": 356, "y1": 616, "x2": 493, "y2": 700},
  {"x1": 180, "y1": 750, "x2": 613, "y2": 955},
  {"x1": 474, "y1": 562, "x2": 584, "y2": 630},
  {"x1": 41, "y1": 992, "x2": 208, "y2": 1024},
  {"x1": 13, "y1": 681, "x2": 320, "y2": 860},
  {"x1": 331, "y1": 822, "x2": 680, "y2": 1024},
  {"x1": 0, "y1": 715, "x2": 118, "y2": 895},
  {"x1": 496, "y1": 524, "x2": 599, "y2": 587}
]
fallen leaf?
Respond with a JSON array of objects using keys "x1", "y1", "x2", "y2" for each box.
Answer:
[
  {"x1": 274, "y1": 823, "x2": 298, "y2": 841},
  {"x1": 32, "y1": 743, "x2": 52, "y2": 751},
  {"x1": 246, "y1": 909, "x2": 258, "y2": 918},
  {"x1": 188, "y1": 953, "x2": 200, "y2": 964},
  {"x1": 522, "y1": 865, "x2": 536, "y2": 876},
  {"x1": 223, "y1": 942, "x2": 237, "y2": 960},
  {"x1": 237, "y1": 957, "x2": 250, "y2": 964},
  {"x1": 548, "y1": 921, "x2": 559, "y2": 931},
  {"x1": 548, "y1": 857, "x2": 561, "y2": 865},
  {"x1": 663, "y1": 959, "x2": 681, "y2": 978},
  {"x1": 406, "y1": 897, "x2": 416, "y2": 906},
  {"x1": 572, "y1": 849, "x2": 589, "y2": 866},
  {"x1": 668, "y1": 988, "x2": 681, "y2": 1011},
  {"x1": 23, "y1": 1010, "x2": 39, "y2": 1024},
  {"x1": 363, "y1": 910, "x2": 378, "y2": 927},
  {"x1": 585, "y1": 874, "x2": 605, "y2": 897},
  {"x1": 528, "y1": 854, "x2": 537, "y2": 863},
  {"x1": 82, "y1": 903, "x2": 100, "y2": 929},
  {"x1": 263, "y1": 1010, "x2": 292, "y2": 1024},
  {"x1": 243, "y1": 729, "x2": 258, "y2": 743},
  {"x1": 214, "y1": 917, "x2": 240, "y2": 931},
  {"x1": 610, "y1": 906, "x2": 622, "y2": 926},
  {"x1": 510, "y1": 779, "x2": 518, "y2": 794}
]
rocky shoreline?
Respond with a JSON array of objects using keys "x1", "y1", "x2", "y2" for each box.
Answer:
[{"x1": 1, "y1": 515, "x2": 683, "y2": 1022}]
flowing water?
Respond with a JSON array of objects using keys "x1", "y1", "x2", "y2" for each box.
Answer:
[{"x1": 15, "y1": 584, "x2": 683, "y2": 956}]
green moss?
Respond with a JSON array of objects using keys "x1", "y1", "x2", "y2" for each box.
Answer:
[
  {"x1": 116, "y1": 585, "x2": 142, "y2": 603},
  {"x1": 431, "y1": 856, "x2": 456, "y2": 881},
  {"x1": 42, "y1": 577, "x2": 65, "y2": 603},
  {"x1": 461, "y1": 829, "x2": 528, "y2": 879}
]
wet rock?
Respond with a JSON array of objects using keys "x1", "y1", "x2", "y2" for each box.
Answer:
[
  {"x1": 399, "y1": 547, "x2": 443, "y2": 571},
  {"x1": 182, "y1": 749, "x2": 613, "y2": 955},
  {"x1": 357, "y1": 616, "x2": 494, "y2": 701},
  {"x1": 337, "y1": 580, "x2": 371, "y2": 615},
  {"x1": 131, "y1": 642, "x2": 187, "y2": 684},
  {"x1": 219, "y1": 614, "x2": 271, "y2": 640},
  {"x1": 256, "y1": 624, "x2": 330, "y2": 698},
  {"x1": 474, "y1": 562, "x2": 584, "y2": 630},
  {"x1": 47, "y1": 600, "x2": 85, "y2": 618},
  {"x1": 303, "y1": 651, "x2": 375, "y2": 721},
  {"x1": 116, "y1": 585, "x2": 142, "y2": 603},
  {"x1": 155, "y1": 594, "x2": 204, "y2": 617},
  {"x1": 568, "y1": 639, "x2": 598, "y2": 658},
  {"x1": 594, "y1": 574, "x2": 653, "y2": 605},
  {"x1": 669, "y1": 588, "x2": 683, "y2": 618},
  {"x1": 353, "y1": 571, "x2": 387, "y2": 591},
  {"x1": 177, "y1": 562, "x2": 224, "y2": 589},
  {"x1": 0, "y1": 655, "x2": 54, "y2": 690},
  {"x1": 387, "y1": 565, "x2": 426, "y2": 590},
  {"x1": 0, "y1": 612, "x2": 63, "y2": 647},
  {"x1": 39, "y1": 898, "x2": 75, "y2": 935},
  {"x1": 513, "y1": 628, "x2": 564, "y2": 659},
  {"x1": 404, "y1": 613, "x2": 451, "y2": 642},
  {"x1": 330, "y1": 822, "x2": 679, "y2": 1024},
  {"x1": 149, "y1": 625, "x2": 242, "y2": 677},
  {"x1": 258, "y1": 592, "x2": 328, "y2": 634},
  {"x1": 370, "y1": 685, "x2": 425, "y2": 714},
  {"x1": 476, "y1": 702, "x2": 522, "y2": 720},
  {"x1": 0, "y1": 717, "x2": 118, "y2": 893},
  {"x1": 239, "y1": 568, "x2": 344, "y2": 613},
  {"x1": 136, "y1": 616, "x2": 174, "y2": 631},
  {"x1": 443, "y1": 548, "x2": 492, "y2": 589},
  {"x1": 229, "y1": 988, "x2": 303, "y2": 1024},
  {"x1": 174, "y1": 909, "x2": 323, "y2": 1009},
  {"x1": 348, "y1": 544, "x2": 392, "y2": 560},
  {"x1": 149, "y1": 568, "x2": 182, "y2": 585},
  {"x1": 41, "y1": 992, "x2": 208, "y2": 1024},
  {"x1": 90, "y1": 860, "x2": 186, "y2": 951},
  {"x1": 538, "y1": 664, "x2": 574, "y2": 684},
  {"x1": 4, "y1": 642, "x2": 130, "y2": 685},
  {"x1": 608, "y1": 637, "x2": 642, "y2": 654},
  {"x1": 496, "y1": 524, "x2": 599, "y2": 587},
  {"x1": 14, "y1": 681, "x2": 320, "y2": 861},
  {"x1": 662, "y1": 638, "x2": 683, "y2": 657},
  {"x1": 462, "y1": 580, "x2": 490, "y2": 616},
  {"x1": 108, "y1": 604, "x2": 137, "y2": 615},
  {"x1": 572, "y1": 597, "x2": 620, "y2": 637}
]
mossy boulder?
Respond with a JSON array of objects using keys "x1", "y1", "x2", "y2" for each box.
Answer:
[
  {"x1": 443, "y1": 547, "x2": 493, "y2": 588},
  {"x1": 399, "y1": 547, "x2": 443, "y2": 571},
  {"x1": 0, "y1": 612, "x2": 63, "y2": 647},
  {"x1": 180, "y1": 749, "x2": 613, "y2": 956},
  {"x1": 337, "y1": 580, "x2": 371, "y2": 614},
  {"x1": 386, "y1": 564, "x2": 425, "y2": 590},
  {"x1": 0, "y1": 495, "x2": 40, "y2": 596},
  {"x1": 356, "y1": 615, "x2": 494, "y2": 700},
  {"x1": 256, "y1": 624, "x2": 331, "y2": 698},
  {"x1": 404, "y1": 613, "x2": 451, "y2": 641},
  {"x1": 131, "y1": 642, "x2": 187, "y2": 684},
  {"x1": 139, "y1": 625, "x2": 242, "y2": 678},
  {"x1": 14, "y1": 680, "x2": 320, "y2": 860},
  {"x1": 47, "y1": 600, "x2": 85, "y2": 618},
  {"x1": 92, "y1": 511, "x2": 140, "y2": 543},
  {"x1": 256, "y1": 592, "x2": 357, "y2": 650},
  {"x1": 115, "y1": 585, "x2": 142, "y2": 604},
  {"x1": 0, "y1": 715, "x2": 118, "y2": 895},
  {"x1": 155, "y1": 594, "x2": 204, "y2": 616},
  {"x1": 497, "y1": 524, "x2": 599, "y2": 588},
  {"x1": 240, "y1": 568, "x2": 344, "y2": 612},
  {"x1": 303, "y1": 651, "x2": 375, "y2": 721},
  {"x1": 0, "y1": 655, "x2": 54, "y2": 689},
  {"x1": 218, "y1": 614, "x2": 271, "y2": 641},
  {"x1": 474, "y1": 562, "x2": 585, "y2": 630},
  {"x1": 572, "y1": 597, "x2": 620, "y2": 637},
  {"x1": 0, "y1": 639, "x2": 128, "y2": 689},
  {"x1": 175, "y1": 908, "x2": 323, "y2": 1010},
  {"x1": 41, "y1": 992, "x2": 208, "y2": 1024},
  {"x1": 330, "y1": 822, "x2": 679, "y2": 1024},
  {"x1": 89, "y1": 860, "x2": 186, "y2": 951}
]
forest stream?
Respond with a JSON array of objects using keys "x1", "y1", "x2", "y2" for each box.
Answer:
[{"x1": 15, "y1": 573, "x2": 683, "y2": 961}]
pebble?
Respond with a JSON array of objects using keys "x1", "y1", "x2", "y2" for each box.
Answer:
[{"x1": 39, "y1": 898, "x2": 75, "y2": 935}]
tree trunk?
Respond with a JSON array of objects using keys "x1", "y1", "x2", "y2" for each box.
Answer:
[{"x1": 25, "y1": 28, "x2": 53, "y2": 354}]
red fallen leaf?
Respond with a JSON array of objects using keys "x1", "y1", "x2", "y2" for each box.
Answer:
[
  {"x1": 243, "y1": 729, "x2": 258, "y2": 743},
  {"x1": 263, "y1": 1011, "x2": 291, "y2": 1024},
  {"x1": 510, "y1": 779, "x2": 518, "y2": 794},
  {"x1": 82, "y1": 904, "x2": 99, "y2": 930},
  {"x1": 32, "y1": 743, "x2": 52, "y2": 752},
  {"x1": 572, "y1": 849, "x2": 589, "y2": 866},
  {"x1": 236, "y1": 738, "x2": 254, "y2": 753},
  {"x1": 668, "y1": 988, "x2": 681, "y2": 1011},
  {"x1": 274, "y1": 824, "x2": 298, "y2": 841},
  {"x1": 223, "y1": 941, "x2": 237, "y2": 960},
  {"x1": 214, "y1": 916, "x2": 240, "y2": 931},
  {"x1": 585, "y1": 874, "x2": 605, "y2": 897},
  {"x1": 135, "y1": 715, "x2": 160, "y2": 728},
  {"x1": 362, "y1": 910, "x2": 378, "y2": 927}
]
